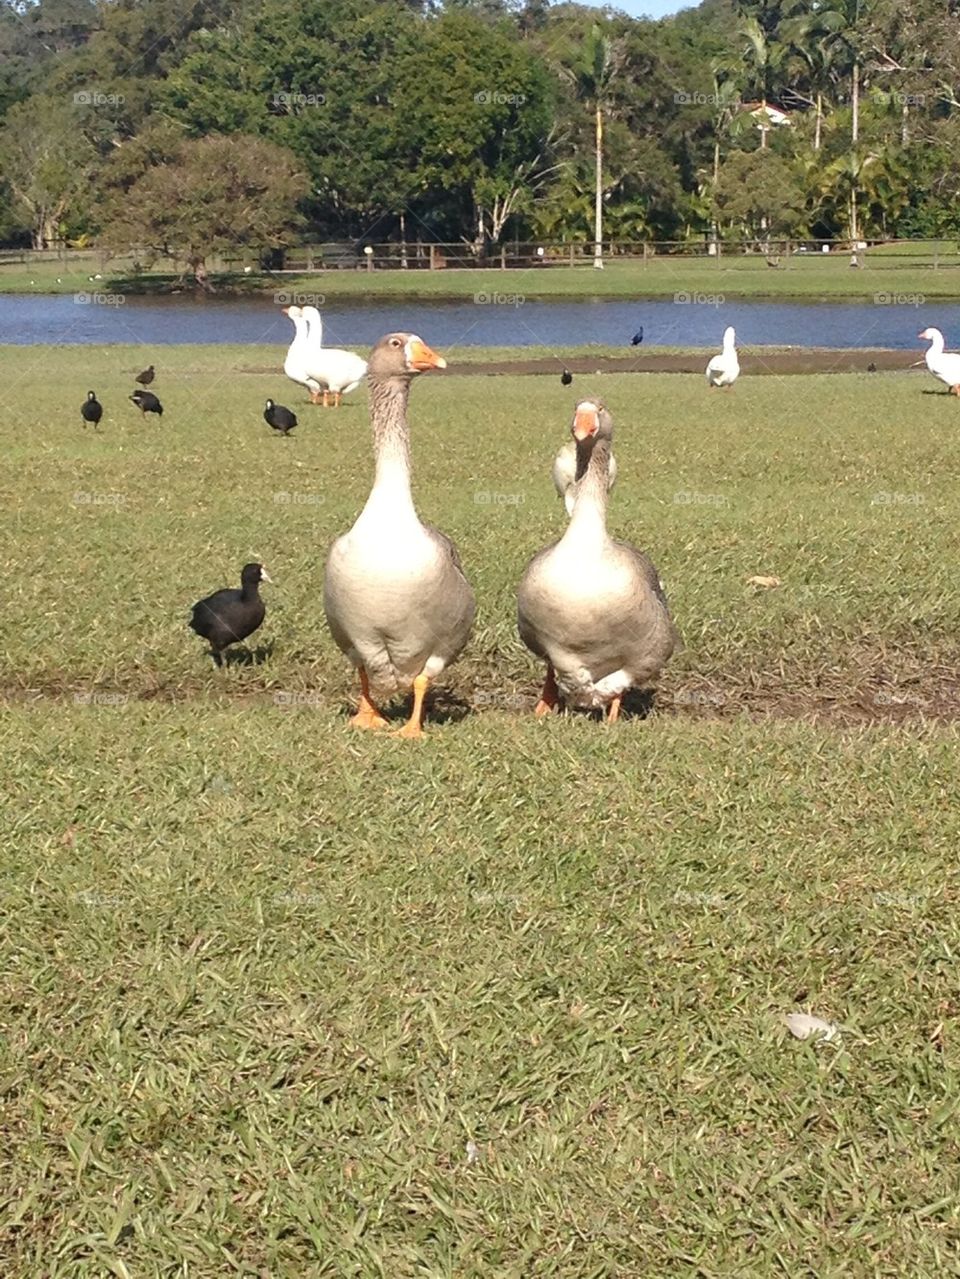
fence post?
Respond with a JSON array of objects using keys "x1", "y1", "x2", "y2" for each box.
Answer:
[
  {"x1": 429, "y1": 244, "x2": 436, "y2": 271},
  {"x1": 501, "y1": 246, "x2": 507, "y2": 270},
  {"x1": 569, "y1": 243, "x2": 575, "y2": 267},
  {"x1": 643, "y1": 242, "x2": 649, "y2": 268}
]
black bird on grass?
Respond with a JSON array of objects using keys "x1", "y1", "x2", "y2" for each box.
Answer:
[
  {"x1": 130, "y1": 389, "x2": 163, "y2": 418},
  {"x1": 264, "y1": 398, "x2": 297, "y2": 436},
  {"x1": 80, "y1": 391, "x2": 102, "y2": 429},
  {"x1": 631, "y1": 326, "x2": 644, "y2": 346},
  {"x1": 135, "y1": 364, "x2": 155, "y2": 386},
  {"x1": 560, "y1": 368, "x2": 573, "y2": 386},
  {"x1": 189, "y1": 562, "x2": 272, "y2": 667}
]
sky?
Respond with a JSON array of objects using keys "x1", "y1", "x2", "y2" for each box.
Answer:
[{"x1": 579, "y1": 0, "x2": 694, "y2": 17}]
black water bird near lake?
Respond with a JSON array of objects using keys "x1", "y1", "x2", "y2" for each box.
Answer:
[
  {"x1": 560, "y1": 368, "x2": 573, "y2": 386},
  {"x1": 80, "y1": 391, "x2": 102, "y2": 429},
  {"x1": 130, "y1": 389, "x2": 163, "y2": 418},
  {"x1": 631, "y1": 327, "x2": 643, "y2": 346},
  {"x1": 135, "y1": 364, "x2": 155, "y2": 386},
  {"x1": 189, "y1": 563, "x2": 272, "y2": 666},
  {"x1": 264, "y1": 398, "x2": 297, "y2": 436}
]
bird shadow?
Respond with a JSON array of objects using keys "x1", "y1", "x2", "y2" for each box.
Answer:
[
  {"x1": 215, "y1": 643, "x2": 275, "y2": 668},
  {"x1": 921, "y1": 389, "x2": 959, "y2": 396},
  {"x1": 337, "y1": 689, "x2": 472, "y2": 726}
]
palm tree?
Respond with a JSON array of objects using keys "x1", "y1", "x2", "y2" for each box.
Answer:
[
  {"x1": 566, "y1": 24, "x2": 624, "y2": 269},
  {"x1": 781, "y1": 5, "x2": 844, "y2": 151},
  {"x1": 739, "y1": 14, "x2": 787, "y2": 149}
]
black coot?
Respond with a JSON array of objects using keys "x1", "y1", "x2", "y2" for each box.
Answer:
[
  {"x1": 560, "y1": 368, "x2": 573, "y2": 386},
  {"x1": 81, "y1": 391, "x2": 102, "y2": 428},
  {"x1": 189, "y1": 563, "x2": 272, "y2": 666},
  {"x1": 631, "y1": 327, "x2": 644, "y2": 346},
  {"x1": 135, "y1": 364, "x2": 155, "y2": 386},
  {"x1": 264, "y1": 398, "x2": 297, "y2": 436},
  {"x1": 130, "y1": 390, "x2": 163, "y2": 417}
]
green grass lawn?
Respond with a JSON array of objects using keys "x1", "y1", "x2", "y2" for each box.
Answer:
[
  {"x1": 3, "y1": 345, "x2": 960, "y2": 1274},
  {"x1": 3, "y1": 244, "x2": 960, "y2": 300}
]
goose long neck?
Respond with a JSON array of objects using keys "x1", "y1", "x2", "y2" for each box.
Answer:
[
  {"x1": 930, "y1": 332, "x2": 945, "y2": 355},
  {"x1": 566, "y1": 436, "x2": 611, "y2": 541},
  {"x1": 368, "y1": 373, "x2": 413, "y2": 502}
]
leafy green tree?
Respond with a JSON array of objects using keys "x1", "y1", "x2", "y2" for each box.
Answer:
[
  {"x1": 99, "y1": 134, "x2": 308, "y2": 285},
  {"x1": 714, "y1": 147, "x2": 805, "y2": 238},
  {"x1": 0, "y1": 95, "x2": 96, "y2": 246}
]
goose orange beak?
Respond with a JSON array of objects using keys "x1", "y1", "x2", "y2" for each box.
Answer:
[
  {"x1": 406, "y1": 337, "x2": 446, "y2": 372},
  {"x1": 573, "y1": 403, "x2": 600, "y2": 440}
]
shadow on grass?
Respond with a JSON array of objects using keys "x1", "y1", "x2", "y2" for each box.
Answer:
[{"x1": 215, "y1": 643, "x2": 275, "y2": 668}]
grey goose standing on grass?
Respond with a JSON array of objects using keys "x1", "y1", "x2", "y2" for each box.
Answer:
[
  {"x1": 518, "y1": 399, "x2": 677, "y2": 723},
  {"x1": 324, "y1": 333, "x2": 475, "y2": 737}
]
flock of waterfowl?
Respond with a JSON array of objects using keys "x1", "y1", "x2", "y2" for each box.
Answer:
[{"x1": 75, "y1": 315, "x2": 960, "y2": 736}]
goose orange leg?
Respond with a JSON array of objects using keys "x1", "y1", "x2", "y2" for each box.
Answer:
[
  {"x1": 534, "y1": 664, "x2": 560, "y2": 717},
  {"x1": 606, "y1": 696, "x2": 622, "y2": 725},
  {"x1": 394, "y1": 673, "x2": 429, "y2": 739},
  {"x1": 349, "y1": 667, "x2": 389, "y2": 730}
]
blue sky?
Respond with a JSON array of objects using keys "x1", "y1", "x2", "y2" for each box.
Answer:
[{"x1": 579, "y1": 0, "x2": 694, "y2": 17}]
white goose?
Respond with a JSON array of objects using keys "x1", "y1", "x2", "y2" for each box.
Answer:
[
  {"x1": 517, "y1": 399, "x2": 678, "y2": 723},
  {"x1": 918, "y1": 327, "x2": 960, "y2": 395},
  {"x1": 706, "y1": 325, "x2": 740, "y2": 388},
  {"x1": 324, "y1": 333, "x2": 475, "y2": 737},
  {"x1": 282, "y1": 305, "x2": 321, "y2": 401},
  {"x1": 553, "y1": 438, "x2": 617, "y2": 516},
  {"x1": 301, "y1": 304, "x2": 367, "y2": 407}
]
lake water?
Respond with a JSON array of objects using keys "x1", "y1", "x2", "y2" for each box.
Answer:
[{"x1": 0, "y1": 292, "x2": 957, "y2": 349}]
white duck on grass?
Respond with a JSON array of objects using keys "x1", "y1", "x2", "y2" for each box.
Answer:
[
  {"x1": 918, "y1": 327, "x2": 960, "y2": 396},
  {"x1": 301, "y1": 304, "x2": 367, "y2": 407},
  {"x1": 706, "y1": 325, "x2": 740, "y2": 389}
]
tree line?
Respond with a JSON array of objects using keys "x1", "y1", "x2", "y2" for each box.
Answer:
[{"x1": 1, "y1": 0, "x2": 958, "y2": 279}]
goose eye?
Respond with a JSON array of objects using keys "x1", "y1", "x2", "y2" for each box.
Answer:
[{"x1": 390, "y1": 338, "x2": 401, "y2": 348}]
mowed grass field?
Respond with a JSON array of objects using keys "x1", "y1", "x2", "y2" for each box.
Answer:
[
  {"x1": 3, "y1": 244, "x2": 960, "y2": 299},
  {"x1": 3, "y1": 344, "x2": 960, "y2": 1275}
]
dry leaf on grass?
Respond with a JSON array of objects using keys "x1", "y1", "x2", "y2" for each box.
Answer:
[{"x1": 747, "y1": 575, "x2": 782, "y2": 589}]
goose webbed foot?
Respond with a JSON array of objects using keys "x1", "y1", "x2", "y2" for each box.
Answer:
[
  {"x1": 606, "y1": 696, "x2": 622, "y2": 724},
  {"x1": 349, "y1": 667, "x2": 389, "y2": 729},
  {"x1": 534, "y1": 664, "x2": 560, "y2": 716},
  {"x1": 394, "y1": 673, "x2": 429, "y2": 738}
]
